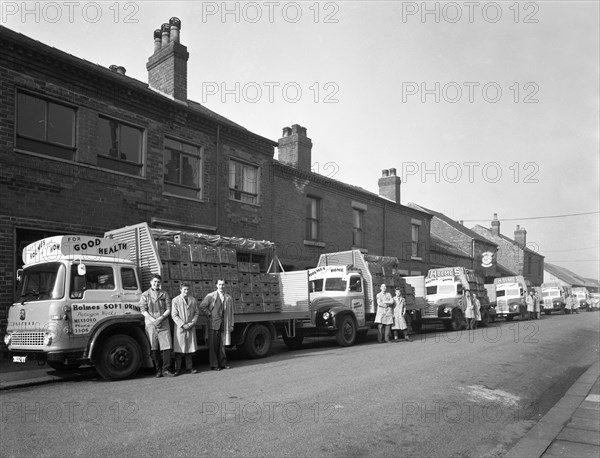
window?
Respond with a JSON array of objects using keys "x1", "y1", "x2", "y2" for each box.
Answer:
[
  {"x1": 411, "y1": 222, "x2": 421, "y2": 258},
  {"x1": 229, "y1": 159, "x2": 259, "y2": 204},
  {"x1": 352, "y1": 208, "x2": 365, "y2": 247},
  {"x1": 306, "y1": 196, "x2": 321, "y2": 241},
  {"x1": 16, "y1": 92, "x2": 76, "y2": 160},
  {"x1": 121, "y1": 268, "x2": 138, "y2": 290},
  {"x1": 70, "y1": 265, "x2": 115, "y2": 299},
  {"x1": 164, "y1": 138, "x2": 202, "y2": 199},
  {"x1": 98, "y1": 116, "x2": 143, "y2": 176}
]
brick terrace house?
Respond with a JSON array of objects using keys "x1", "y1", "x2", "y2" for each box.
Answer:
[
  {"x1": 271, "y1": 125, "x2": 432, "y2": 273},
  {"x1": 0, "y1": 20, "x2": 277, "y2": 328},
  {"x1": 407, "y1": 203, "x2": 502, "y2": 282},
  {"x1": 471, "y1": 214, "x2": 545, "y2": 286}
]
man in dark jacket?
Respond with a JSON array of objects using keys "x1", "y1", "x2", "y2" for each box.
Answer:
[{"x1": 199, "y1": 279, "x2": 234, "y2": 370}]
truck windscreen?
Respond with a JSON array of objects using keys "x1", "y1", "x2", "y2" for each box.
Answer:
[{"x1": 18, "y1": 262, "x2": 66, "y2": 303}]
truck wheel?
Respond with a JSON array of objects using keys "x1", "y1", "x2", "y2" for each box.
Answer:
[
  {"x1": 282, "y1": 331, "x2": 304, "y2": 350},
  {"x1": 244, "y1": 324, "x2": 272, "y2": 358},
  {"x1": 506, "y1": 315, "x2": 514, "y2": 321},
  {"x1": 95, "y1": 334, "x2": 142, "y2": 381},
  {"x1": 336, "y1": 315, "x2": 357, "y2": 347},
  {"x1": 479, "y1": 309, "x2": 489, "y2": 327},
  {"x1": 47, "y1": 362, "x2": 81, "y2": 372}
]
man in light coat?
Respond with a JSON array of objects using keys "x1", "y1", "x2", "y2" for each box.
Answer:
[
  {"x1": 172, "y1": 282, "x2": 200, "y2": 375},
  {"x1": 139, "y1": 274, "x2": 175, "y2": 377},
  {"x1": 199, "y1": 279, "x2": 234, "y2": 370}
]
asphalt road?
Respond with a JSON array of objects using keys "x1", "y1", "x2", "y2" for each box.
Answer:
[{"x1": 1, "y1": 312, "x2": 598, "y2": 457}]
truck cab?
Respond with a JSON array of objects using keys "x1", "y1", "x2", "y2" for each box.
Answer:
[
  {"x1": 5, "y1": 235, "x2": 149, "y2": 380},
  {"x1": 307, "y1": 266, "x2": 367, "y2": 346},
  {"x1": 494, "y1": 276, "x2": 527, "y2": 321},
  {"x1": 541, "y1": 283, "x2": 567, "y2": 315}
]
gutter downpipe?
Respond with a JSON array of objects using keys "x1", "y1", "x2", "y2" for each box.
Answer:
[{"x1": 215, "y1": 124, "x2": 221, "y2": 232}]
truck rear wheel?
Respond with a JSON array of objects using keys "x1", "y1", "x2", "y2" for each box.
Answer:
[
  {"x1": 336, "y1": 315, "x2": 357, "y2": 347},
  {"x1": 244, "y1": 324, "x2": 272, "y2": 358},
  {"x1": 95, "y1": 334, "x2": 142, "y2": 381},
  {"x1": 282, "y1": 331, "x2": 304, "y2": 350}
]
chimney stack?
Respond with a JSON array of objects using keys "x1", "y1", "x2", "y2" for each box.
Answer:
[
  {"x1": 277, "y1": 124, "x2": 312, "y2": 172},
  {"x1": 491, "y1": 213, "x2": 500, "y2": 236},
  {"x1": 147, "y1": 17, "x2": 189, "y2": 101},
  {"x1": 514, "y1": 225, "x2": 527, "y2": 247},
  {"x1": 378, "y1": 168, "x2": 401, "y2": 204}
]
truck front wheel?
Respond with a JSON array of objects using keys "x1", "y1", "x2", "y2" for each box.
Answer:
[
  {"x1": 95, "y1": 334, "x2": 142, "y2": 381},
  {"x1": 336, "y1": 315, "x2": 357, "y2": 347},
  {"x1": 244, "y1": 324, "x2": 272, "y2": 358}
]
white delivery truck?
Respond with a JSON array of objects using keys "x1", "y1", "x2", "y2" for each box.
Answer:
[
  {"x1": 4, "y1": 224, "x2": 386, "y2": 380},
  {"x1": 541, "y1": 282, "x2": 569, "y2": 315},
  {"x1": 493, "y1": 276, "x2": 528, "y2": 321},
  {"x1": 572, "y1": 287, "x2": 590, "y2": 311},
  {"x1": 410, "y1": 267, "x2": 491, "y2": 332}
]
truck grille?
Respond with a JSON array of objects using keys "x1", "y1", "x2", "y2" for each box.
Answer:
[
  {"x1": 11, "y1": 332, "x2": 45, "y2": 346},
  {"x1": 423, "y1": 302, "x2": 437, "y2": 318}
]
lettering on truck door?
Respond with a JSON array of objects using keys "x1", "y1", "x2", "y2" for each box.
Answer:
[
  {"x1": 348, "y1": 275, "x2": 366, "y2": 326},
  {"x1": 69, "y1": 265, "x2": 138, "y2": 335}
]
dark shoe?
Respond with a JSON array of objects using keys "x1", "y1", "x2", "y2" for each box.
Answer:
[
  {"x1": 190, "y1": 369, "x2": 198, "y2": 374},
  {"x1": 220, "y1": 366, "x2": 231, "y2": 370},
  {"x1": 163, "y1": 370, "x2": 176, "y2": 377},
  {"x1": 155, "y1": 371, "x2": 163, "y2": 378},
  {"x1": 211, "y1": 367, "x2": 220, "y2": 371},
  {"x1": 173, "y1": 371, "x2": 181, "y2": 377}
]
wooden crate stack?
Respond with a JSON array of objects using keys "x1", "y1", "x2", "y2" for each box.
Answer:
[
  {"x1": 366, "y1": 261, "x2": 416, "y2": 307},
  {"x1": 156, "y1": 233, "x2": 282, "y2": 315}
]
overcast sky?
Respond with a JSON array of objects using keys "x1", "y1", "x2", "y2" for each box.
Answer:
[{"x1": 3, "y1": 1, "x2": 599, "y2": 280}]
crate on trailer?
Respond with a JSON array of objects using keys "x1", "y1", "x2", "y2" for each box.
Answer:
[
  {"x1": 210, "y1": 264, "x2": 221, "y2": 279},
  {"x1": 190, "y1": 245, "x2": 203, "y2": 262},
  {"x1": 168, "y1": 262, "x2": 182, "y2": 280},
  {"x1": 252, "y1": 282, "x2": 262, "y2": 292},
  {"x1": 233, "y1": 302, "x2": 245, "y2": 314},
  {"x1": 261, "y1": 282, "x2": 270, "y2": 291},
  {"x1": 229, "y1": 267, "x2": 239, "y2": 282},
  {"x1": 179, "y1": 244, "x2": 191, "y2": 263},
  {"x1": 191, "y1": 263, "x2": 202, "y2": 280},
  {"x1": 240, "y1": 282, "x2": 252, "y2": 293},
  {"x1": 250, "y1": 263, "x2": 260, "y2": 273},
  {"x1": 157, "y1": 241, "x2": 170, "y2": 260},
  {"x1": 203, "y1": 246, "x2": 218, "y2": 263},
  {"x1": 180, "y1": 262, "x2": 193, "y2": 280},
  {"x1": 237, "y1": 262, "x2": 249, "y2": 273},
  {"x1": 270, "y1": 283, "x2": 280, "y2": 293},
  {"x1": 241, "y1": 291, "x2": 253, "y2": 302},
  {"x1": 253, "y1": 292, "x2": 262, "y2": 302},
  {"x1": 192, "y1": 281, "x2": 204, "y2": 299},
  {"x1": 262, "y1": 292, "x2": 271, "y2": 303},
  {"x1": 174, "y1": 233, "x2": 196, "y2": 245},
  {"x1": 167, "y1": 242, "x2": 182, "y2": 262},
  {"x1": 170, "y1": 280, "x2": 181, "y2": 297},
  {"x1": 160, "y1": 261, "x2": 170, "y2": 280},
  {"x1": 200, "y1": 264, "x2": 212, "y2": 280}
]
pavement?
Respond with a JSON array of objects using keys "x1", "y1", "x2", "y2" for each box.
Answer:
[{"x1": 1, "y1": 357, "x2": 599, "y2": 457}]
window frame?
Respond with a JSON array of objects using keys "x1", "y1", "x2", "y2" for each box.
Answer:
[
  {"x1": 163, "y1": 137, "x2": 203, "y2": 200},
  {"x1": 97, "y1": 115, "x2": 145, "y2": 176},
  {"x1": 228, "y1": 158, "x2": 260, "y2": 205},
  {"x1": 411, "y1": 219, "x2": 422, "y2": 259},
  {"x1": 305, "y1": 196, "x2": 321, "y2": 241},
  {"x1": 15, "y1": 91, "x2": 77, "y2": 161},
  {"x1": 352, "y1": 208, "x2": 365, "y2": 248}
]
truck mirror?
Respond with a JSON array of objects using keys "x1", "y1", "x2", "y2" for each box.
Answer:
[
  {"x1": 16, "y1": 268, "x2": 23, "y2": 282},
  {"x1": 77, "y1": 263, "x2": 86, "y2": 276}
]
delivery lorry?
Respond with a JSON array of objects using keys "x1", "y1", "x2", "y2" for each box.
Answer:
[
  {"x1": 572, "y1": 287, "x2": 590, "y2": 311},
  {"x1": 493, "y1": 276, "x2": 527, "y2": 321},
  {"x1": 541, "y1": 282, "x2": 569, "y2": 315},
  {"x1": 4, "y1": 224, "x2": 386, "y2": 380},
  {"x1": 409, "y1": 267, "x2": 491, "y2": 332}
]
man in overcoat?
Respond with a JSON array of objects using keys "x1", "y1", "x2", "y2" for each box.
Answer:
[
  {"x1": 139, "y1": 274, "x2": 175, "y2": 377},
  {"x1": 172, "y1": 282, "x2": 200, "y2": 375},
  {"x1": 199, "y1": 279, "x2": 234, "y2": 370}
]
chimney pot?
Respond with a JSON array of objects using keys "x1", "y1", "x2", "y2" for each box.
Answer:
[
  {"x1": 382, "y1": 169, "x2": 390, "y2": 177},
  {"x1": 169, "y1": 17, "x2": 181, "y2": 43},
  {"x1": 389, "y1": 167, "x2": 397, "y2": 176},
  {"x1": 378, "y1": 170, "x2": 401, "y2": 204},
  {"x1": 153, "y1": 29, "x2": 162, "y2": 52},
  {"x1": 109, "y1": 64, "x2": 118, "y2": 72},
  {"x1": 161, "y1": 23, "x2": 170, "y2": 46},
  {"x1": 282, "y1": 126, "x2": 292, "y2": 137},
  {"x1": 491, "y1": 213, "x2": 500, "y2": 235},
  {"x1": 493, "y1": 213, "x2": 498, "y2": 220},
  {"x1": 116, "y1": 66, "x2": 126, "y2": 75}
]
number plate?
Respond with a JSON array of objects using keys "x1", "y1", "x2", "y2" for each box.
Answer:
[{"x1": 13, "y1": 356, "x2": 27, "y2": 363}]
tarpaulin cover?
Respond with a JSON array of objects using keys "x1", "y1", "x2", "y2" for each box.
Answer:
[{"x1": 151, "y1": 229, "x2": 274, "y2": 253}]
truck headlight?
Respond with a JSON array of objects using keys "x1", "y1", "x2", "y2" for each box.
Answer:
[
  {"x1": 44, "y1": 331, "x2": 56, "y2": 346},
  {"x1": 322, "y1": 312, "x2": 331, "y2": 320},
  {"x1": 443, "y1": 307, "x2": 451, "y2": 314},
  {"x1": 4, "y1": 334, "x2": 11, "y2": 345}
]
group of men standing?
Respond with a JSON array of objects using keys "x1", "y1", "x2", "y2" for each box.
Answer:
[{"x1": 139, "y1": 275, "x2": 234, "y2": 377}]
